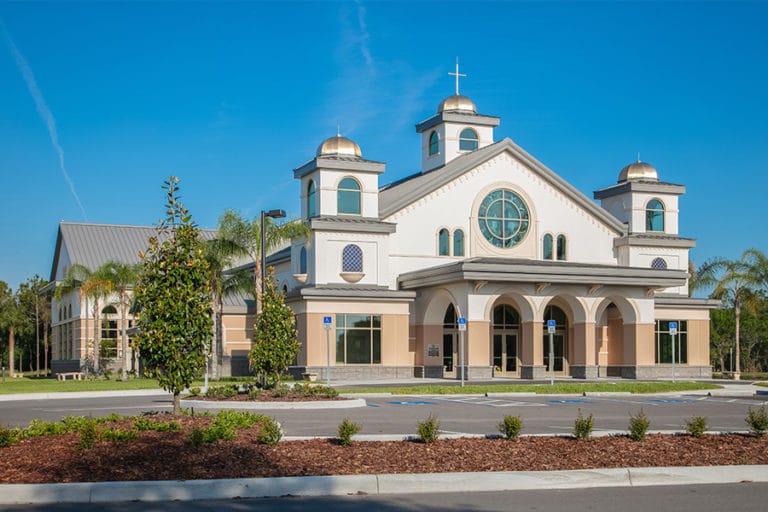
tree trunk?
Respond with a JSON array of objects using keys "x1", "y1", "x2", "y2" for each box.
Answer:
[
  {"x1": 43, "y1": 320, "x2": 49, "y2": 375},
  {"x1": 9, "y1": 325, "x2": 14, "y2": 377},
  {"x1": 173, "y1": 392, "x2": 181, "y2": 415},
  {"x1": 734, "y1": 301, "x2": 741, "y2": 380},
  {"x1": 84, "y1": 296, "x2": 89, "y2": 371},
  {"x1": 93, "y1": 300, "x2": 100, "y2": 373},
  {"x1": 121, "y1": 292, "x2": 128, "y2": 381},
  {"x1": 35, "y1": 295, "x2": 40, "y2": 375}
]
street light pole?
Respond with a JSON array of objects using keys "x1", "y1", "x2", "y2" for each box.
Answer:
[{"x1": 259, "y1": 209, "x2": 287, "y2": 300}]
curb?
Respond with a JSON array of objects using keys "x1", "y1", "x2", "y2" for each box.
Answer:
[
  {"x1": 0, "y1": 390, "x2": 172, "y2": 402},
  {"x1": 182, "y1": 398, "x2": 367, "y2": 410},
  {"x1": 2, "y1": 464, "x2": 766, "y2": 505}
]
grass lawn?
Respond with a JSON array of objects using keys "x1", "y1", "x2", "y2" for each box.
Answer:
[
  {"x1": 0, "y1": 377, "x2": 253, "y2": 395},
  {"x1": 343, "y1": 381, "x2": 722, "y2": 395}
]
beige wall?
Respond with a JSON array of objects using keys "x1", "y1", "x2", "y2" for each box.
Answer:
[
  {"x1": 572, "y1": 322, "x2": 596, "y2": 366},
  {"x1": 221, "y1": 313, "x2": 255, "y2": 357},
  {"x1": 625, "y1": 323, "x2": 655, "y2": 365},
  {"x1": 382, "y1": 314, "x2": 413, "y2": 365},
  {"x1": 468, "y1": 321, "x2": 490, "y2": 366},
  {"x1": 419, "y1": 324, "x2": 444, "y2": 367},
  {"x1": 520, "y1": 321, "x2": 542, "y2": 365},
  {"x1": 687, "y1": 319, "x2": 710, "y2": 366}
]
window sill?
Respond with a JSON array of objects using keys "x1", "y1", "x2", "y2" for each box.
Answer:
[{"x1": 340, "y1": 272, "x2": 365, "y2": 283}]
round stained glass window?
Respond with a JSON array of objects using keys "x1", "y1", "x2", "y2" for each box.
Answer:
[{"x1": 478, "y1": 189, "x2": 530, "y2": 248}]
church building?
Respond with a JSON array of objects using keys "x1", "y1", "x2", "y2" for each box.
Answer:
[{"x1": 48, "y1": 82, "x2": 717, "y2": 381}]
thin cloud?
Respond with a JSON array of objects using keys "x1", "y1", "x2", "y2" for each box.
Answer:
[{"x1": 1, "y1": 20, "x2": 88, "y2": 221}]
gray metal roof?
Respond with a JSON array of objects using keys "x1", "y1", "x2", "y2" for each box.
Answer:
[
  {"x1": 378, "y1": 138, "x2": 626, "y2": 234},
  {"x1": 51, "y1": 222, "x2": 217, "y2": 281},
  {"x1": 309, "y1": 216, "x2": 397, "y2": 234}
]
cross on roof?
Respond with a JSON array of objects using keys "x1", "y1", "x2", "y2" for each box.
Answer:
[{"x1": 448, "y1": 57, "x2": 466, "y2": 96}]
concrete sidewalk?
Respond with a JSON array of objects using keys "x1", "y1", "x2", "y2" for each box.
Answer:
[{"x1": 1, "y1": 464, "x2": 766, "y2": 505}]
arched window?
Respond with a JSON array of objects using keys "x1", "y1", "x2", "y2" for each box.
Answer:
[
  {"x1": 299, "y1": 246, "x2": 307, "y2": 274},
  {"x1": 68, "y1": 304, "x2": 72, "y2": 318},
  {"x1": 646, "y1": 199, "x2": 665, "y2": 232},
  {"x1": 543, "y1": 234, "x2": 553, "y2": 260},
  {"x1": 492, "y1": 304, "x2": 520, "y2": 328},
  {"x1": 282, "y1": 284, "x2": 288, "y2": 295},
  {"x1": 453, "y1": 229, "x2": 464, "y2": 257},
  {"x1": 556, "y1": 235, "x2": 567, "y2": 261},
  {"x1": 459, "y1": 128, "x2": 479, "y2": 151},
  {"x1": 338, "y1": 177, "x2": 361, "y2": 215},
  {"x1": 102, "y1": 305, "x2": 117, "y2": 315},
  {"x1": 443, "y1": 304, "x2": 457, "y2": 327},
  {"x1": 651, "y1": 257, "x2": 668, "y2": 270},
  {"x1": 438, "y1": 228, "x2": 450, "y2": 256},
  {"x1": 342, "y1": 244, "x2": 363, "y2": 272},
  {"x1": 307, "y1": 180, "x2": 317, "y2": 218},
  {"x1": 428, "y1": 131, "x2": 439, "y2": 156}
]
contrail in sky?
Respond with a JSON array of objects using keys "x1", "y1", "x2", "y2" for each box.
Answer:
[{"x1": 1, "y1": 20, "x2": 88, "y2": 220}]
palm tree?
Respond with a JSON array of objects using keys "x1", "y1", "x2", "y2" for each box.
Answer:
[
  {"x1": 744, "y1": 248, "x2": 768, "y2": 292},
  {"x1": 696, "y1": 250, "x2": 763, "y2": 379},
  {"x1": 100, "y1": 261, "x2": 140, "y2": 381},
  {"x1": 0, "y1": 281, "x2": 20, "y2": 376},
  {"x1": 217, "y1": 209, "x2": 309, "y2": 304}
]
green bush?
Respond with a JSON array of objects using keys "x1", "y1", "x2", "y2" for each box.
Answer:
[
  {"x1": 205, "y1": 385, "x2": 237, "y2": 398},
  {"x1": 248, "y1": 388, "x2": 261, "y2": 399},
  {"x1": 292, "y1": 382, "x2": 339, "y2": 398},
  {"x1": 628, "y1": 409, "x2": 650, "y2": 441},
  {"x1": 685, "y1": 416, "x2": 708, "y2": 438},
  {"x1": 573, "y1": 409, "x2": 594, "y2": 440},
  {"x1": 259, "y1": 417, "x2": 283, "y2": 446},
  {"x1": 0, "y1": 426, "x2": 20, "y2": 448},
  {"x1": 76, "y1": 419, "x2": 99, "y2": 450},
  {"x1": 416, "y1": 413, "x2": 440, "y2": 443},
  {"x1": 23, "y1": 419, "x2": 66, "y2": 437},
  {"x1": 746, "y1": 405, "x2": 768, "y2": 436},
  {"x1": 213, "y1": 410, "x2": 265, "y2": 430},
  {"x1": 497, "y1": 415, "x2": 523, "y2": 440},
  {"x1": 133, "y1": 417, "x2": 181, "y2": 432},
  {"x1": 100, "y1": 428, "x2": 139, "y2": 442},
  {"x1": 188, "y1": 387, "x2": 201, "y2": 397},
  {"x1": 337, "y1": 417, "x2": 362, "y2": 447},
  {"x1": 96, "y1": 413, "x2": 123, "y2": 424},
  {"x1": 188, "y1": 423, "x2": 236, "y2": 445}
]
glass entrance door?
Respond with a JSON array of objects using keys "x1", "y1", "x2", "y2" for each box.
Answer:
[
  {"x1": 443, "y1": 333, "x2": 457, "y2": 378},
  {"x1": 543, "y1": 334, "x2": 566, "y2": 373},
  {"x1": 493, "y1": 331, "x2": 519, "y2": 376}
]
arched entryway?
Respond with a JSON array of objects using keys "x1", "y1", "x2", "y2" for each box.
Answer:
[
  {"x1": 542, "y1": 305, "x2": 568, "y2": 375},
  {"x1": 492, "y1": 304, "x2": 520, "y2": 376},
  {"x1": 442, "y1": 304, "x2": 459, "y2": 378}
]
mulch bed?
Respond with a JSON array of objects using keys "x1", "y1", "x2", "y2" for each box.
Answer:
[{"x1": 1, "y1": 416, "x2": 766, "y2": 484}]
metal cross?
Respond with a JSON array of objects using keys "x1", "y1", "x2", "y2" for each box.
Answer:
[{"x1": 448, "y1": 57, "x2": 466, "y2": 95}]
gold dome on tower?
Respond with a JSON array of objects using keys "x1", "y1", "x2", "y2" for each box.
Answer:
[
  {"x1": 316, "y1": 134, "x2": 362, "y2": 158},
  {"x1": 438, "y1": 94, "x2": 477, "y2": 114},
  {"x1": 618, "y1": 159, "x2": 659, "y2": 182}
]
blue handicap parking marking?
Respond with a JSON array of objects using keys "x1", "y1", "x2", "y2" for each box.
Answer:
[
  {"x1": 387, "y1": 401, "x2": 436, "y2": 406},
  {"x1": 548, "y1": 399, "x2": 591, "y2": 404},
  {"x1": 367, "y1": 404, "x2": 381, "y2": 408},
  {"x1": 648, "y1": 399, "x2": 693, "y2": 404}
]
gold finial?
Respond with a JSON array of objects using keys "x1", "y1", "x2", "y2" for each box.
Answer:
[{"x1": 448, "y1": 57, "x2": 466, "y2": 95}]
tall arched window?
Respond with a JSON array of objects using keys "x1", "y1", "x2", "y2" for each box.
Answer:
[
  {"x1": 429, "y1": 131, "x2": 439, "y2": 156},
  {"x1": 307, "y1": 180, "x2": 317, "y2": 218},
  {"x1": 459, "y1": 128, "x2": 479, "y2": 151},
  {"x1": 299, "y1": 246, "x2": 307, "y2": 274},
  {"x1": 338, "y1": 177, "x2": 361, "y2": 215},
  {"x1": 556, "y1": 235, "x2": 567, "y2": 261},
  {"x1": 646, "y1": 199, "x2": 665, "y2": 232},
  {"x1": 438, "y1": 229, "x2": 450, "y2": 256},
  {"x1": 543, "y1": 234, "x2": 553, "y2": 260},
  {"x1": 342, "y1": 244, "x2": 363, "y2": 272},
  {"x1": 453, "y1": 229, "x2": 464, "y2": 257}
]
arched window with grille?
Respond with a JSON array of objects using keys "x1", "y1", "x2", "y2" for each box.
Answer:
[
  {"x1": 342, "y1": 244, "x2": 363, "y2": 273},
  {"x1": 646, "y1": 199, "x2": 665, "y2": 232},
  {"x1": 651, "y1": 257, "x2": 668, "y2": 270}
]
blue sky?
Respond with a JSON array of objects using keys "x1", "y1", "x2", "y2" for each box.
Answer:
[{"x1": 1, "y1": 1, "x2": 766, "y2": 291}]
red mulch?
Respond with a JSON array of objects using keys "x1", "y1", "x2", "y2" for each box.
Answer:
[{"x1": 1, "y1": 417, "x2": 766, "y2": 484}]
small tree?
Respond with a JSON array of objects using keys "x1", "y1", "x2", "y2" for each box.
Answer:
[
  {"x1": 249, "y1": 267, "x2": 300, "y2": 388},
  {"x1": 134, "y1": 177, "x2": 213, "y2": 415}
]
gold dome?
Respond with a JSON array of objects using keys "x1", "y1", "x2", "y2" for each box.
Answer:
[
  {"x1": 438, "y1": 94, "x2": 477, "y2": 113},
  {"x1": 618, "y1": 160, "x2": 659, "y2": 182},
  {"x1": 316, "y1": 135, "x2": 362, "y2": 158}
]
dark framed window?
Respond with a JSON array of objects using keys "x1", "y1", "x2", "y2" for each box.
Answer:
[
  {"x1": 429, "y1": 131, "x2": 439, "y2": 156},
  {"x1": 478, "y1": 189, "x2": 530, "y2": 248},
  {"x1": 438, "y1": 229, "x2": 450, "y2": 256},
  {"x1": 299, "y1": 246, "x2": 307, "y2": 274},
  {"x1": 338, "y1": 177, "x2": 361, "y2": 215},
  {"x1": 646, "y1": 199, "x2": 665, "y2": 232},
  {"x1": 556, "y1": 235, "x2": 567, "y2": 261},
  {"x1": 335, "y1": 314, "x2": 381, "y2": 364},
  {"x1": 459, "y1": 128, "x2": 478, "y2": 151},
  {"x1": 655, "y1": 320, "x2": 687, "y2": 364},
  {"x1": 651, "y1": 257, "x2": 667, "y2": 270},
  {"x1": 453, "y1": 229, "x2": 464, "y2": 257},
  {"x1": 307, "y1": 180, "x2": 317, "y2": 218},
  {"x1": 543, "y1": 234, "x2": 553, "y2": 260},
  {"x1": 342, "y1": 244, "x2": 363, "y2": 272}
]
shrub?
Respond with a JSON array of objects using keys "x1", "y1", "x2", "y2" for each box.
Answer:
[
  {"x1": 497, "y1": 415, "x2": 523, "y2": 440},
  {"x1": 188, "y1": 387, "x2": 201, "y2": 397},
  {"x1": 248, "y1": 388, "x2": 261, "y2": 399},
  {"x1": 259, "y1": 417, "x2": 283, "y2": 446},
  {"x1": 573, "y1": 409, "x2": 594, "y2": 440},
  {"x1": 206, "y1": 385, "x2": 237, "y2": 398},
  {"x1": 337, "y1": 417, "x2": 362, "y2": 447},
  {"x1": 188, "y1": 427, "x2": 206, "y2": 446},
  {"x1": 417, "y1": 413, "x2": 440, "y2": 443},
  {"x1": 188, "y1": 423, "x2": 236, "y2": 445},
  {"x1": 76, "y1": 419, "x2": 99, "y2": 450},
  {"x1": 0, "y1": 426, "x2": 20, "y2": 448},
  {"x1": 213, "y1": 410, "x2": 265, "y2": 430},
  {"x1": 23, "y1": 419, "x2": 66, "y2": 437},
  {"x1": 133, "y1": 417, "x2": 181, "y2": 432},
  {"x1": 100, "y1": 428, "x2": 139, "y2": 442},
  {"x1": 628, "y1": 409, "x2": 650, "y2": 441},
  {"x1": 746, "y1": 405, "x2": 768, "y2": 436},
  {"x1": 685, "y1": 416, "x2": 708, "y2": 438}
]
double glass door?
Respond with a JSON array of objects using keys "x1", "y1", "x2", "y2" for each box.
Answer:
[
  {"x1": 493, "y1": 330, "x2": 519, "y2": 376},
  {"x1": 443, "y1": 332, "x2": 457, "y2": 378}
]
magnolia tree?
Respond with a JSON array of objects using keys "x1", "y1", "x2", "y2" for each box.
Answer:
[
  {"x1": 134, "y1": 177, "x2": 213, "y2": 414},
  {"x1": 250, "y1": 267, "x2": 300, "y2": 388}
]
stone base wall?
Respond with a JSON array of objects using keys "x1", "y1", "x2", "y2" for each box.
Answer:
[
  {"x1": 520, "y1": 365, "x2": 547, "y2": 380},
  {"x1": 570, "y1": 365, "x2": 599, "y2": 379},
  {"x1": 288, "y1": 365, "x2": 420, "y2": 381},
  {"x1": 218, "y1": 356, "x2": 251, "y2": 377},
  {"x1": 624, "y1": 365, "x2": 713, "y2": 379}
]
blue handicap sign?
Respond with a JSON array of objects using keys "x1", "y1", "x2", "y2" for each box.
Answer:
[
  {"x1": 323, "y1": 316, "x2": 332, "y2": 324},
  {"x1": 547, "y1": 320, "x2": 556, "y2": 328},
  {"x1": 669, "y1": 322, "x2": 678, "y2": 329},
  {"x1": 457, "y1": 317, "x2": 467, "y2": 325}
]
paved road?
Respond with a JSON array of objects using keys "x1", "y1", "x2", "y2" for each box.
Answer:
[
  {"x1": 2, "y1": 391, "x2": 766, "y2": 436},
  {"x1": 2, "y1": 483, "x2": 767, "y2": 512}
]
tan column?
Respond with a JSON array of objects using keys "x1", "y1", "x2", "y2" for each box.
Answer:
[
  {"x1": 572, "y1": 322, "x2": 596, "y2": 366},
  {"x1": 304, "y1": 312, "x2": 333, "y2": 366},
  {"x1": 381, "y1": 314, "x2": 412, "y2": 365},
  {"x1": 467, "y1": 320, "x2": 490, "y2": 366},
  {"x1": 520, "y1": 321, "x2": 542, "y2": 366},
  {"x1": 687, "y1": 319, "x2": 711, "y2": 366}
]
